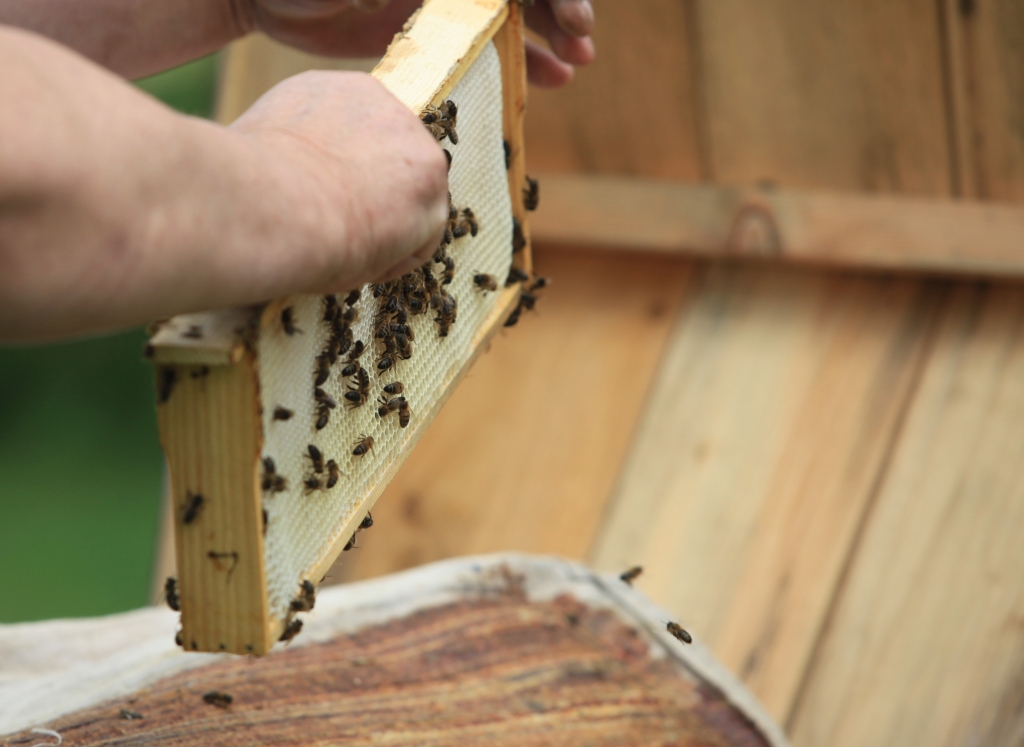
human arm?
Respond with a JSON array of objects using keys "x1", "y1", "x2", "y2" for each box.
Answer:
[{"x1": 0, "y1": 27, "x2": 448, "y2": 341}]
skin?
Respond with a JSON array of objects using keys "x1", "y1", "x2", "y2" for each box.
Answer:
[{"x1": 0, "y1": 0, "x2": 594, "y2": 341}]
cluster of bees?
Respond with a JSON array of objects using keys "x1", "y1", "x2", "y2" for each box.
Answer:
[{"x1": 162, "y1": 96, "x2": 551, "y2": 652}]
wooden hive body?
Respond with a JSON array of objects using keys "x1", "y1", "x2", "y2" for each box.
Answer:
[{"x1": 148, "y1": 0, "x2": 533, "y2": 655}]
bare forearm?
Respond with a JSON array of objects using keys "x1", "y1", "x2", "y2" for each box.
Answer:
[
  {"x1": 0, "y1": 29, "x2": 330, "y2": 340},
  {"x1": 0, "y1": 0, "x2": 247, "y2": 78}
]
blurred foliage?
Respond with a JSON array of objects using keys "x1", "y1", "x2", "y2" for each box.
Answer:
[{"x1": 0, "y1": 55, "x2": 218, "y2": 623}]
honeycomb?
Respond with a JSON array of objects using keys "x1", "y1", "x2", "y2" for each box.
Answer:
[{"x1": 257, "y1": 42, "x2": 513, "y2": 621}]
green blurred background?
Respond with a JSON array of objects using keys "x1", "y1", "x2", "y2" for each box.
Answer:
[{"x1": 0, "y1": 55, "x2": 218, "y2": 623}]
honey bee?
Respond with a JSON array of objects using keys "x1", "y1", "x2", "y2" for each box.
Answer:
[
  {"x1": 346, "y1": 340, "x2": 365, "y2": 363},
  {"x1": 377, "y1": 356, "x2": 395, "y2": 373},
  {"x1": 314, "y1": 353, "x2": 331, "y2": 387},
  {"x1": 376, "y1": 394, "x2": 404, "y2": 418},
  {"x1": 279, "y1": 618, "x2": 303, "y2": 643},
  {"x1": 530, "y1": 277, "x2": 549, "y2": 292},
  {"x1": 315, "y1": 405, "x2": 330, "y2": 430},
  {"x1": 666, "y1": 622, "x2": 692, "y2": 644},
  {"x1": 202, "y1": 691, "x2": 233, "y2": 708},
  {"x1": 262, "y1": 508, "x2": 268, "y2": 535},
  {"x1": 281, "y1": 307, "x2": 301, "y2": 336},
  {"x1": 505, "y1": 266, "x2": 529, "y2": 286},
  {"x1": 619, "y1": 566, "x2": 643, "y2": 585},
  {"x1": 461, "y1": 208, "x2": 478, "y2": 237},
  {"x1": 165, "y1": 576, "x2": 180, "y2": 611},
  {"x1": 181, "y1": 491, "x2": 204, "y2": 525},
  {"x1": 352, "y1": 434, "x2": 374, "y2": 457},
  {"x1": 394, "y1": 332, "x2": 413, "y2": 360},
  {"x1": 344, "y1": 390, "x2": 365, "y2": 408},
  {"x1": 523, "y1": 176, "x2": 539, "y2": 211},
  {"x1": 441, "y1": 256, "x2": 455, "y2": 285},
  {"x1": 272, "y1": 406, "x2": 293, "y2": 421},
  {"x1": 398, "y1": 399, "x2": 410, "y2": 428},
  {"x1": 290, "y1": 579, "x2": 316, "y2": 613},
  {"x1": 340, "y1": 362, "x2": 358, "y2": 378},
  {"x1": 306, "y1": 444, "x2": 324, "y2": 473},
  {"x1": 434, "y1": 293, "x2": 457, "y2": 337},
  {"x1": 503, "y1": 139, "x2": 511, "y2": 170},
  {"x1": 322, "y1": 294, "x2": 339, "y2": 323},
  {"x1": 383, "y1": 382, "x2": 404, "y2": 395},
  {"x1": 473, "y1": 273, "x2": 497, "y2": 293},
  {"x1": 157, "y1": 367, "x2": 177, "y2": 404},
  {"x1": 326, "y1": 459, "x2": 343, "y2": 488},
  {"x1": 512, "y1": 217, "x2": 527, "y2": 254},
  {"x1": 303, "y1": 475, "x2": 323, "y2": 495},
  {"x1": 262, "y1": 457, "x2": 287, "y2": 493},
  {"x1": 443, "y1": 149, "x2": 452, "y2": 171},
  {"x1": 314, "y1": 387, "x2": 338, "y2": 410},
  {"x1": 344, "y1": 289, "x2": 361, "y2": 306},
  {"x1": 343, "y1": 532, "x2": 359, "y2": 551},
  {"x1": 519, "y1": 290, "x2": 537, "y2": 311},
  {"x1": 182, "y1": 324, "x2": 203, "y2": 339},
  {"x1": 342, "y1": 306, "x2": 358, "y2": 325},
  {"x1": 361, "y1": 512, "x2": 374, "y2": 530},
  {"x1": 504, "y1": 304, "x2": 522, "y2": 328}
]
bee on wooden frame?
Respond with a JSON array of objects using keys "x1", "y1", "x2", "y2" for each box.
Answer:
[
  {"x1": 472, "y1": 273, "x2": 497, "y2": 294},
  {"x1": 181, "y1": 490, "x2": 205, "y2": 525},
  {"x1": 306, "y1": 444, "x2": 324, "y2": 473},
  {"x1": 376, "y1": 394, "x2": 404, "y2": 418},
  {"x1": 290, "y1": 579, "x2": 316, "y2": 613},
  {"x1": 262, "y1": 456, "x2": 287, "y2": 493},
  {"x1": 281, "y1": 307, "x2": 301, "y2": 336},
  {"x1": 352, "y1": 434, "x2": 374, "y2": 457},
  {"x1": 523, "y1": 176, "x2": 539, "y2": 211},
  {"x1": 326, "y1": 459, "x2": 343, "y2": 488},
  {"x1": 165, "y1": 576, "x2": 180, "y2": 611},
  {"x1": 279, "y1": 618, "x2": 303, "y2": 643},
  {"x1": 344, "y1": 289, "x2": 361, "y2": 306}
]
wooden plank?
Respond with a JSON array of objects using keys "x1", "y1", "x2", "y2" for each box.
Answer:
[
  {"x1": 493, "y1": 0, "x2": 532, "y2": 274},
  {"x1": 787, "y1": 283, "x2": 1024, "y2": 747},
  {"x1": 588, "y1": 263, "x2": 941, "y2": 721},
  {"x1": 373, "y1": 0, "x2": 507, "y2": 113},
  {"x1": 692, "y1": 0, "x2": 954, "y2": 195},
  {"x1": 523, "y1": 0, "x2": 705, "y2": 179},
  {"x1": 156, "y1": 356, "x2": 269, "y2": 655},
  {"x1": 941, "y1": 0, "x2": 1024, "y2": 200},
  {"x1": 530, "y1": 173, "x2": 1024, "y2": 277},
  {"x1": 329, "y1": 247, "x2": 693, "y2": 583}
]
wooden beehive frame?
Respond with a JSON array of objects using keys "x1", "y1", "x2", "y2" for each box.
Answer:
[{"x1": 149, "y1": 0, "x2": 531, "y2": 656}]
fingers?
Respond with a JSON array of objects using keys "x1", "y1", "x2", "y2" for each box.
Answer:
[
  {"x1": 525, "y1": 39, "x2": 574, "y2": 88},
  {"x1": 548, "y1": 0, "x2": 595, "y2": 37},
  {"x1": 526, "y1": 2, "x2": 595, "y2": 66}
]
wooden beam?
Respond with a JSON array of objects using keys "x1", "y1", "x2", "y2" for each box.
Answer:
[{"x1": 530, "y1": 173, "x2": 1024, "y2": 278}]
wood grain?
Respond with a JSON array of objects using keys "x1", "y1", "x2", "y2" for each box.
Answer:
[
  {"x1": 941, "y1": 0, "x2": 1024, "y2": 200},
  {"x1": 1, "y1": 579, "x2": 772, "y2": 747},
  {"x1": 329, "y1": 247, "x2": 692, "y2": 582},
  {"x1": 692, "y1": 0, "x2": 954, "y2": 195},
  {"x1": 529, "y1": 173, "x2": 1024, "y2": 277},
  {"x1": 788, "y1": 283, "x2": 1024, "y2": 747},
  {"x1": 523, "y1": 0, "x2": 704, "y2": 179},
  {"x1": 156, "y1": 358, "x2": 269, "y2": 655},
  {"x1": 589, "y1": 264, "x2": 942, "y2": 720}
]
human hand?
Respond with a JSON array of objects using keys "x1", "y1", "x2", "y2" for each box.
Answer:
[
  {"x1": 241, "y1": 0, "x2": 595, "y2": 88},
  {"x1": 231, "y1": 70, "x2": 450, "y2": 289}
]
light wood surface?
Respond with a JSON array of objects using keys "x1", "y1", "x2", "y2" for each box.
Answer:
[
  {"x1": 329, "y1": 247, "x2": 692, "y2": 582},
  {"x1": 788, "y1": 283, "x2": 1024, "y2": 747},
  {"x1": 591, "y1": 264, "x2": 941, "y2": 719},
  {"x1": 529, "y1": 173, "x2": 1024, "y2": 277},
  {"x1": 156, "y1": 356, "x2": 269, "y2": 655}
]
